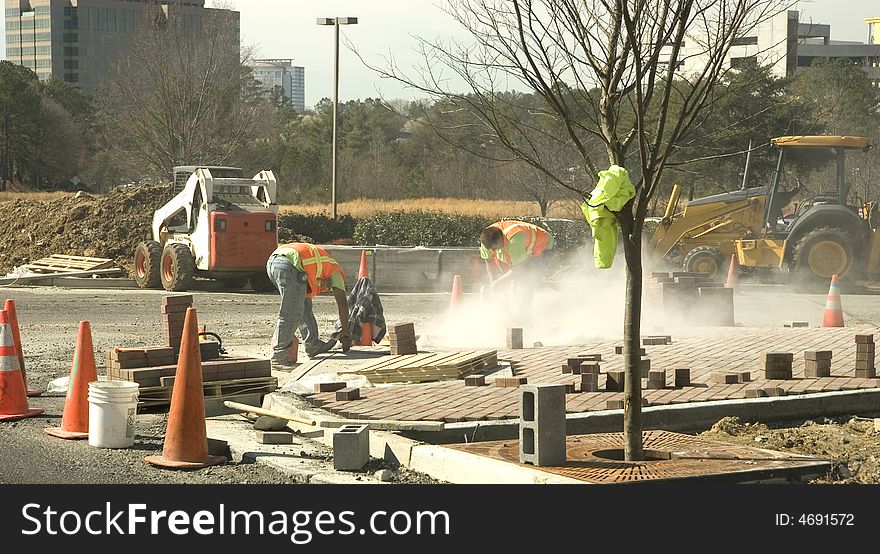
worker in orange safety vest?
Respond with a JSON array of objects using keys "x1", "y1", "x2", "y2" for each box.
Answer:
[
  {"x1": 478, "y1": 220, "x2": 554, "y2": 295},
  {"x1": 266, "y1": 243, "x2": 352, "y2": 368}
]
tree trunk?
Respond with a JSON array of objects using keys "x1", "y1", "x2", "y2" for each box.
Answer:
[{"x1": 620, "y1": 211, "x2": 644, "y2": 461}]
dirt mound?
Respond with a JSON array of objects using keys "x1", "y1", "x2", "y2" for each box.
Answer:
[
  {"x1": 0, "y1": 183, "x2": 176, "y2": 277},
  {"x1": 702, "y1": 415, "x2": 880, "y2": 483}
]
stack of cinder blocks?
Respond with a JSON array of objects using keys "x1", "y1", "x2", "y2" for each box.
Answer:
[
  {"x1": 162, "y1": 295, "x2": 193, "y2": 350},
  {"x1": 855, "y1": 334, "x2": 876, "y2": 378},
  {"x1": 110, "y1": 355, "x2": 271, "y2": 388},
  {"x1": 710, "y1": 370, "x2": 750, "y2": 384},
  {"x1": 388, "y1": 322, "x2": 417, "y2": 355},
  {"x1": 804, "y1": 350, "x2": 832, "y2": 378},
  {"x1": 643, "y1": 335, "x2": 671, "y2": 346},
  {"x1": 506, "y1": 328, "x2": 523, "y2": 349},
  {"x1": 760, "y1": 352, "x2": 793, "y2": 380}
]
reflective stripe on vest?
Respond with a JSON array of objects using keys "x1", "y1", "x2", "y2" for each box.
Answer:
[{"x1": 275, "y1": 243, "x2": 342, "y2": 298}]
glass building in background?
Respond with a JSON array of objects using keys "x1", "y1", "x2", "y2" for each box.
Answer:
[
  {"x1": 253, "y1": 59, "x2": 305, "y2": 112},
  {"x1": 4, "y1": 0, "x2": 239, "y2": 93}
]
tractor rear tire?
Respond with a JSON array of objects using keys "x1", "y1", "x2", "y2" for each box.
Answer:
[
  {"x1": 790, "y1": 227, "x2": 858, "y2": 289},
  {"x1": 250, "y1": 272, "x2": 276, "y2": 293},
  {"x1": 683, "y1": 246, "x2": 725, "y2": 281},
  {"x1": 133, "y1": 240, "x2": 162, "y2": 289},
  {"x1": 160, "y1": 243, "x2": 195, "y2": 292}
]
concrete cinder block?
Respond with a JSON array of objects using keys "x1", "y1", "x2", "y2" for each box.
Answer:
[
  {"x1": 332, "y1": 424, "x2": 370, "y2": 471},
  {"x1": 804, "y1": 351, "x2": 832, "y2": 361},
  {"x1": 579, "y1": 353, "x2": 602, "y2": 362},
  {"x1": 783, "y1": 321, "x2": 809, "y2": 328},
  {"x1": 519, "y1": 384, "x2": 566, "y2": 467},
  {"x1": 856, "y1": 368, "x2": 877, "y2": 378},
  {"x1": 579, "y1": 361, "x2": 601, "y2": 375},
  {"x1": 856, "y1": 343, "x2": 876, "y2": 353},
  {"x1": 855, "y1": 334, "x2": 874, "y2": 344},
  {"x1": 464, "y1": 375, "x2": 486, "y2": 386},
  {"x1": 494, "y1": 376, "x2": 528, "y2": 387},
  {"x1": 804, "y1": 367, "x2": 831, "y2": 378},
  {"x1": 255, "y1": 431, "x2": 294, "y2": 445},
  {"x1": 710, "y1": 371, "x2": 738, "y2": 385}
]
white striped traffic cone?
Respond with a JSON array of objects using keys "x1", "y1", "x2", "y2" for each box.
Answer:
[
  {"x1": 0, "y1": 309, "x2": 43, "y2": 421},
  {"x1": 821, "y1": 275, "x2": 844, "y2": 328}
]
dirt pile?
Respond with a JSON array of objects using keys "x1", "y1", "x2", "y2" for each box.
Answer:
[
  {"x1": 703, "y1": 416, "x2": 880, "y2": 483},
  {"x1": 0, "y1": 183, "x2": 175, "y2": 277}
]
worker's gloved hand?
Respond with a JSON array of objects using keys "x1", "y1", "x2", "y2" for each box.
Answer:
[{"x1": 339, "y1": 333, "x2": 352, "y2": 353}]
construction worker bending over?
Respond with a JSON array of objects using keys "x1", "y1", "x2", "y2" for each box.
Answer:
[
  {"x1": 267, "y1": 243, "x2": 352, "y2": 368},
  {"x1": 479, "y1": 220, "x2": 554, "y2": 295}
]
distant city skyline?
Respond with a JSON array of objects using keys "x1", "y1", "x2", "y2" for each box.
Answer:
[{"x1": 1, "y1": 0, "x2": 877, "y2": 107}]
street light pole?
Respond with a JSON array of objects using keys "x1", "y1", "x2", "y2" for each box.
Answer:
[{"x1": 317, "y1": 17, "x2": 358, "y2": 220}]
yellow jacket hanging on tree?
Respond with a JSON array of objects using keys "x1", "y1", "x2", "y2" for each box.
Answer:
[{"x1": 581, "y1": 165, "x2": 636, "y2": 269}]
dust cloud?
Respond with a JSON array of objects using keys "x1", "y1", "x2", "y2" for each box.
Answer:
[{"x1": 421, "y1": 248, "x2": 734, "y2": 349}]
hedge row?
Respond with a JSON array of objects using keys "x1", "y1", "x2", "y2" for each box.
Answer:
[{"x1": 277, "y1": 211, "x2": 593, "y2": 251}]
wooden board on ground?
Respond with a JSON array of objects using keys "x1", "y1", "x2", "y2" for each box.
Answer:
[
  {"x1": 24, "y1": 254, "x2": 115, "y2": 273},
  {"x1": 136, "y1": 376, "x2": 278, "y2": 409},
  {"x1": 339, "y1": 351, "x2": 498, "y2": 384}
]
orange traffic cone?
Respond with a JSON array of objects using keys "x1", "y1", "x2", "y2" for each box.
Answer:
[
  {"x1": 358, "y1": 250, "x2": 373, "y2": 346},
  {"x1": 724, "y1": 254, "x2": 738, "y2": 291},
  {"x1": 358, "y1": 250, "x2": 370, "y2": 279},
  {"x1": 145, "y1": 307, "x2": 225, "y2": 469},
  {"x1": 45, "y1": 321, "x2": 98, "y2": 439},
  {"x1": 821, "y1": 274, "x2": 845, "y2": 328},
  {"x1": 449, "y1": 274, "x2": 464, "y2": 309},
  {"x1": 0, "y1": 309, "x2": 43, "y2": 422},
  {"x1": 4, "y1": 299, "x2": 42, "y2": 397}
]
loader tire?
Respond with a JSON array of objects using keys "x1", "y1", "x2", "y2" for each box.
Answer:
[
  {"x1": 249, "y1": 272, "x2": 276, "y2": 293},
  {"x1": 160, "y1": 243, "x2": 195, "y2": 292},
  {"x1": 133, "y1": 240, "x2": 162, "y2": 289},
  {"x1": 683, "y1": 246, "x2": 724, "y2": 281},
  {"x1": 790, "y1": 227, "x2": 858, "y2": 288}
]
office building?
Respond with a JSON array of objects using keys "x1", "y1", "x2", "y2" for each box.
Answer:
[
  {"x1": 253, "y1": 59, "x2": 305, "y2": 112},
  {"x1": 5, "y1": 0, "x2": 240, "y2": 93},
  {"x1": 675, "y1": 11, "x2": 880, "y2": 88}
]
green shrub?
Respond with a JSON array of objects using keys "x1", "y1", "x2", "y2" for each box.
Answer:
[
  {"x1": 278, "y1": 213, "x2": 355, "y2": 243},
  {"x1": 354, "y1": 211, "x2": 492, "y2": 247}
]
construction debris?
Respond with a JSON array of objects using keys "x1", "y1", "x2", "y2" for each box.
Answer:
[{"x1": 23, "y1": 254, "x2": 114, "y2": 273}]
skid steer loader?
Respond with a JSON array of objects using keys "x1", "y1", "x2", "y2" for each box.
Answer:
[
  {"x1": 648, "y1": 135, "x2": 874, "y2": 285},
  {"x1": 133, "y1": 166, "x2": 279, "y2": 292}
]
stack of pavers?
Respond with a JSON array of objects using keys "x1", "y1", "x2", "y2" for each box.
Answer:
[
  {"x1": 388, "y1": 322, "x2": 417, "y2": 355},
  {"x1": 162, "y1": 295, "x2": 192, "y2": 350},
  {"x1": 643, "y1": 271, "x2": 734, "y2": 325},
  {"x1": 803, "y1": 350, "x2": 832, "y2": 378},
  {"x1": 562, "y1": 355, "x2": 601, "y2": 392},
  {"x1": 106, "y1": 294, "x2": 274, "y2": 406},
  {"x1": 760, "y1": 352, "x2": 793, "y2": 380},
  {"x1": 855, "y1": 334, "x2": 876, "y2": 378}
]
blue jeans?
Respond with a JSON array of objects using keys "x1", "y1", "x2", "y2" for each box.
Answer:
[{"x1": 267, "y1": 255, "x2": 320, "y2": 363}]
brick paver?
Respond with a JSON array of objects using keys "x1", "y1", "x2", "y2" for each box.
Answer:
[{"x1": 304, "y1": 327, "x2": 880, "y2": 421}]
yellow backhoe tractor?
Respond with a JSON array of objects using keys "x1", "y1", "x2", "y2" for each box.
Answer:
[
  {"x1": 648, "y1": 136, "x2": 875, "y2": 286},
  {"x1": 733, "y1": 136, "x2": 876, "y2": 288}
]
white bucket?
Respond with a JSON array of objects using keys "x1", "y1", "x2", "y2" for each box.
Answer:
[{"x1": 88, "y1": 380, "x2": 139, "y2": 448}]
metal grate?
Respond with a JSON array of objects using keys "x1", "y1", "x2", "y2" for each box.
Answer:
[{"x1": 447, "y1": 430, "x2": 833, "y2": 483}]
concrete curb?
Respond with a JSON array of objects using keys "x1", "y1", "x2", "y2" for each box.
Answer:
[
  {"x1": 412, "y1": 388, "x2": 880, "y2": 444},
  {"x1": 261, "y1": 389, "x2": 880, "y2": 484}
]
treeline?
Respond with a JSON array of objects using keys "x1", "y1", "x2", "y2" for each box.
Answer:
[{"x1": 0, "y1": 43, "x2": 878, "y2": 213}]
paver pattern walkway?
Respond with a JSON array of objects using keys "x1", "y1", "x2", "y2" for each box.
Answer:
[{"x1": 303, "y1": 327, "x2": 880, "y2": 422}]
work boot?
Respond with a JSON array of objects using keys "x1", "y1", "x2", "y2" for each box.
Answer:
[
  {"x1": 270, "y1": 358, "x2": 296, "y2": 371},
  {"x1": 305, "y1": 339, "x2": 337, "y2": 358}
]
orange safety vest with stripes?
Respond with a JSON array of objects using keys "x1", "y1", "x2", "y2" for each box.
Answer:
[
  {"x1": 487, "y1": 220, "x2": 551, "y2": 269},
  {"x1": 274, "y1": 243, "x2": 345, "y2": 298}
]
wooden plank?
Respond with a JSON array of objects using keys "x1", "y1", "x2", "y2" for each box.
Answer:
[{"x1": 23, "y1": 254, "x2": 114, "y2": 274}]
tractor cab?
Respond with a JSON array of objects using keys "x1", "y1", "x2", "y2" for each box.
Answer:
[{"x1": 735, "y1": 136, "x2": 874, "y2": 286}]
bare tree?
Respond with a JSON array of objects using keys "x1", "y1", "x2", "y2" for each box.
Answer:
[
  {"x1": 103, "y1": 6, "x2": 271, "y2": 179},
  {"x1": 375, "y1": 0, "x2": 789, "y2": 460}
]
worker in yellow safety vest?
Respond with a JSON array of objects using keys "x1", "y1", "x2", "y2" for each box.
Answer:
[
  {"x1": 478, "y1": 220, "x2": 554, "y2": 294},
  {"x1": 266, "y1": 243, "x2": 352, "y2": 368}
]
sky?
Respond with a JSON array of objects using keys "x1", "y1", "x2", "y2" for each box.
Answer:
[
  {"x1": 1, "y1": 0, "x2": 877, "y2": 108},
  {"x1": 224, "y1": 0, "x2": 880, "y2": 106}
]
